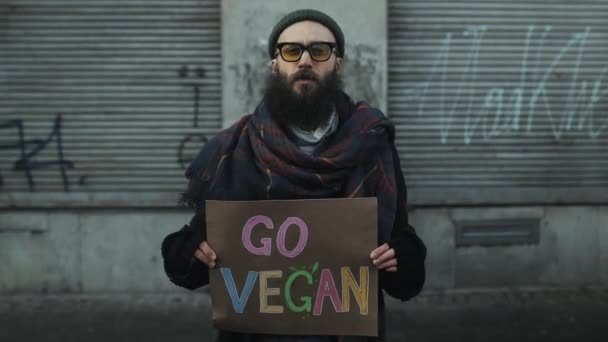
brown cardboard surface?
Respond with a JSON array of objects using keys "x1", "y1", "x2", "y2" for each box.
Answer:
[{"x1": 206, "y1": 198, "x2": 378, "y2": 336}]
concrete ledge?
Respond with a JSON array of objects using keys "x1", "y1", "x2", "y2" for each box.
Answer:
[
  {"x1": 2, "y1": 286, "x2": 607, "y2": 312},
  {"x1": 2, "y1": 287, "x2": 607, "y2": 342}
]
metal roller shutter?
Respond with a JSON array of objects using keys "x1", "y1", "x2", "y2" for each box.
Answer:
[
  {"x1": 0, "y1": 0, "x2": 221, "y2": 199},
  {"x1": 388, "y1": 0, "x2": 608, "y2": 205}
]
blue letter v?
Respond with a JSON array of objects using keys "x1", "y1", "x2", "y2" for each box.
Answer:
[{"x1": 220, "y1": 268, "x2": 258, "y2": 314}]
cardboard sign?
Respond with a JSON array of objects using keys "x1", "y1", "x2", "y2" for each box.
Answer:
[{"x1": 206, "y1": 198, "x2": 378, "y2": 337}]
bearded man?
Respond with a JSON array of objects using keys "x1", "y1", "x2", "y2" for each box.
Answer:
[{"x1": 161, "y1": 9, "x2": 426, "y2": 342}]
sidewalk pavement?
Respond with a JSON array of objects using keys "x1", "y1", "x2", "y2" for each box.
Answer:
[{"x1": 1, "y1": 287, "x2": 607, "y2": 342}]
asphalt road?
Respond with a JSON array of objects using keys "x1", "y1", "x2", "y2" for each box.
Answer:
[{"x1": 1, "y1": 287, "x2": 607, "y2": 342}]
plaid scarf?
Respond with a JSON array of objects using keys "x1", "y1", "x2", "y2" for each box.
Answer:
[{"x1": 186, "y1": 92, "x2": 397, "y2": 243}]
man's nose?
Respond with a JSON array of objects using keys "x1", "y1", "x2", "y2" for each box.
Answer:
[{"x1": 297, "y1": 50, "x2": 313, "y2": 68}]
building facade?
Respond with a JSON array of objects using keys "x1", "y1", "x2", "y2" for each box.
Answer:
[{"x1": 1, "y1": 0, "x2": 607, "y2": 293}]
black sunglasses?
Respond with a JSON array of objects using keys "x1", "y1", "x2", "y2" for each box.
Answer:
[{"x1": 275, "y1": 42, "x2": 337, "y2": 62}]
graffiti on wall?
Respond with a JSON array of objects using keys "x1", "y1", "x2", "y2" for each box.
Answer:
[
  {"x1": 0, "y1": 114, "x2": 75, "y2": 191},
  {"x1": 402, "y1": 25, "x2": 608, "y2": 144},
  {"x1": 176, "y1": 65, "x2": 208, "y2": 170},
  {"x1": 228, "y1": 43, "x2": 269, "y2": 116},
  {"x1": 341, "y1": 44, "x2": 382, "y2": 108}
]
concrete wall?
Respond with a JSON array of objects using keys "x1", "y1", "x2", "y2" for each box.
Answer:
[
  {"x1": 221, "y1": 0, "x2": 387, "y2": 127},
  {"x1": 0, "y1": 209, "x2": 194, "y2": 293},
  {"x1": 1, "y1": 206, "x2": 606, "y2": 293},
  {"x1": 414, "y1": 206, "x2": 608, "y2": 290}
]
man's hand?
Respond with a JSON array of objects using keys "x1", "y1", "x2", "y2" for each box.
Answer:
[
  {"x1": 370, "y1": 243, "x2": 398, "y2": 272},
  {"x1": 194, "y1": 241, "x2": 217, "y2": 269}
]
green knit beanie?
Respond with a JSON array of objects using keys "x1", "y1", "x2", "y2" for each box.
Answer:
[{"x1": 267, "y1": 9, "x2": 345, "y2": 60}]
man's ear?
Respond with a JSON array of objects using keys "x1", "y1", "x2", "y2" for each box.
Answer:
[
  {"x1": 335, "y1": 57, "x2": 343, "y2": 74},
  {"x1": 271, "y1": 59, "x2": 278, "y2": 75}
]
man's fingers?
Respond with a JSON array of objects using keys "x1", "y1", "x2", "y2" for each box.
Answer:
[
  {"x1": 370, "y1": 243, "x2": 390, "y2": 259},
  {"x1": 377, "y1": 258, "x2": 398, "y2": 270},
  {"x1": 194, "y1": 241, "x2": 217, "y2": 268},
  {"x1": 372, "y1": 247, "x2": 395, "y2": 265},
  {"x1": 194, "y1": 249, "x2": 212, "y2": 266},
  {"x1": 385, "y1": 266, "x2": 398, "y2": 272},
  {"x1": 201, "y1": 241, "x2": 217, "y2": 261}
]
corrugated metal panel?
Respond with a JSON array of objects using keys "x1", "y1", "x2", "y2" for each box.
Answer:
[
  {"x1": 0, "y1": 0, "x2": 221, "y2": 196},
  {"x1": 388, "y1": 0, "x2": 608, "y2": 205}
]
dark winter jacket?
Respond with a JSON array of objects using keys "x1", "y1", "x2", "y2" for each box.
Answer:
[{"x1": 161, "y1": 93, "x2": 426, "y2": 341}]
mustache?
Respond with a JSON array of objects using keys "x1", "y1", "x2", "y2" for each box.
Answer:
[{"x1": 289, "y1": 69, "x2": 320, "y2": 83}]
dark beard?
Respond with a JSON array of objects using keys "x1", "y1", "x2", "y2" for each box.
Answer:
[{"x1": 264, "y1": 68, "x2": 343, "y2": 131}]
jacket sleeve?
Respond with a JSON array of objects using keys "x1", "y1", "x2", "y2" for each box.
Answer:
[
  {"x1": 161, "y1": 182, "x2": 210, "y2": 290},
  {"x1": 380, "y1": 144, "x2": 427, "y2": 301}
]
